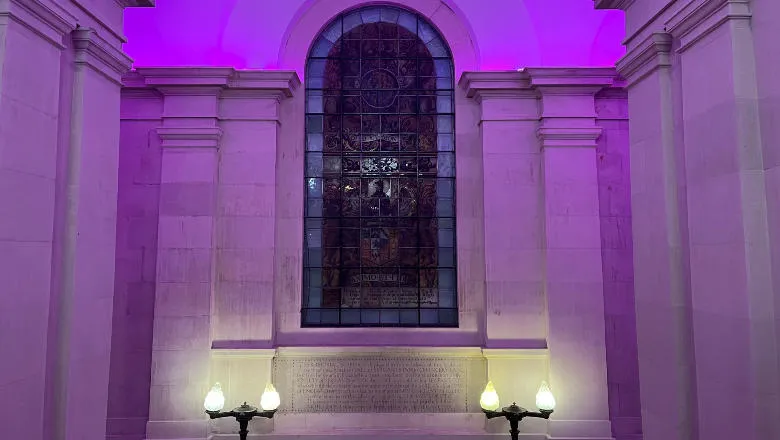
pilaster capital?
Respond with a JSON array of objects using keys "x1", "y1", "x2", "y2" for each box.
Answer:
[
  {"x1": 665, "y1": 0, "x2": 751, "y2": 52},
  {"x1": 593, "y1": 0, "x2": 635, "y2": 10},
  {"x1": 616, "y1": 32, "x2": 673, "y2": 86},
  {"x1": 72, "y1": 27, "x2": 133, "y2": 85},
  {"x1": 156, "y1": 127, "x2": 223, "y2": 149},
  {"x1": 0, "y1": 0, "x2": 76, "y2": 48}
]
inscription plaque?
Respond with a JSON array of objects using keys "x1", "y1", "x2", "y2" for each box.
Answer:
[{"x1": 273, "y1": 353, "x2": 485, "y2": 413}]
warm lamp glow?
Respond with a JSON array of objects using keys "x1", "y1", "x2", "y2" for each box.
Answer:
[
  {"x1": 480, "y1": 381, "x2": 501, "y2": 411},
  {"x1": 260, "y1": 382, "x2": 281, "y2": 411},
  {"x1": 204, "y1": 383, "x2": 225, "y2": 412},
  {"x1": 535, "y1": 381, "x2": 556, "y2": 411}
]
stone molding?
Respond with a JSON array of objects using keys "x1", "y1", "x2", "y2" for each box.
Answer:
[
  {"x1": 211, "y1": 349, "x2": 276, "y2": 359},
  {"x1": 156, "y1": 127, "x2": 223, "y2": 149},
  {"x1": 460, "y1": 68, "x2": 618, "y2": 101},
  {"x1": 275, "y1": 346, "x2": 485, "y2": 358},
  {"x1": 525, "y1": 67, "x2": 617, "y2": 89},
  {"x1": 537, "y1": 127, "x2": 604, "y2": 148},
  {"x1": 126, "y1": 67, "x2": 301, "y2": 101},
  {"x1": 481, "y1": 348, "x2": 549, "y2": 359},
  {"x1": 0, "y1": 0, "x2": 76, "y2": 48},
  {"x1": 616, "y1": 32, "x2": 673, "y2": 86},
  {"x1": 666, "y1": 0, "x2": 751, "y2": 52},
  {"x1": 593, "y1": 0, "x2": 636, "y2": 10},
  {"x1": 72, "y1": 27, "x2": 133, "y2": 85},
  {"x1": 458, "y1": 71, "x2": 535, "y2": 101}
]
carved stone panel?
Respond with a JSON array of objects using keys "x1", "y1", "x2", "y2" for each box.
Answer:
[{"x1": 273, "y1": 351, "x2": 486, "y2": 413}]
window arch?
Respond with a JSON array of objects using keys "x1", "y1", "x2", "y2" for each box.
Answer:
[{"x1": 303, "y1": 5, "x2": 456, "y2": 327}]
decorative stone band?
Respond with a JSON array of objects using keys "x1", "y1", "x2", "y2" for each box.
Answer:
[
  {"x1": 616, "y1": 32, "x2": 673, "y2": 87},
  {"x1": 72, "y1": 28, "x2": 133, "y2": 86},
  {"x1": 665, "y1": 0, "x2": 751, "y2": 52},
  {"x1": 537, "y1": 127, "x2": 603, "y2": 148},
  {"x1": 156, "y1": 127, "x2": 223, "y2": 149},
  {"x1": 0, "y1": 0, "x2": 76, "y2": 48}
]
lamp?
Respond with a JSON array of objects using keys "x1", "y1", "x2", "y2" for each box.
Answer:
[
  {"x1": 204, "y1": 382, "x2": 279, "y2": 440},
  {"x1": 480, "y1": 381, "x2": 555, "y2": 440}
]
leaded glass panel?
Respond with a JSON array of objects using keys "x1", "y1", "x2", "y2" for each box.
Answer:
[{"x1": 303, "y1": 5, "x2": 456, "y2": 327}]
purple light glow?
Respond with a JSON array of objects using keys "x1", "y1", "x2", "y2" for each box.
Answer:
[{"x1": 124, "y1": 0, "x2": 625, "y2": 69}]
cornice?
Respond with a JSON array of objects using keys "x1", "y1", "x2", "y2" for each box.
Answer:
[
  {"x1": 156, "y1": 127, "x2": 223, "y2": 149},
  {"x1": 594, "y1": 0, "x2": 635, "y2": 11},
  {"x1": 616, "y1": 32, "x2": 672, "y2": 86},
  {"x1": 459, "y1": 68, "x2": 619, "y2": 104},
  {"x1": 134, "y1": 67, "x2": 236, "y2": 87},
  {"x1": 665, "y1": 0, "x2": 751, "y2": 52},
  {"x1": 127, "y1": 68, "x2": 301, "y2": 99},
  {"x1": 72, "y1": 27, "x2": 133, "y2": 86},
  {"x1": 537, "y1": 127, "x2": 603, "y2": 148},
  {"x1": 458, "y1": 71, "x2": 535, "y2": 101},
  {"x1": 228, "y1": 70, "x2": 301, "y2": 98},
  {"x1": 0, "y1": 0, "x2": 76, "y2": 48},
  {"x1": 525, "y1": 67, "x2": 617, "y2": 89}
]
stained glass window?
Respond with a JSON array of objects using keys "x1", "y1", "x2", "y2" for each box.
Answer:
[{"x1": 303, "y1": 5, "x2": 456, "y2": 327}]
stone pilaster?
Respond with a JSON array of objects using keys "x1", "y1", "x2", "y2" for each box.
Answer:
[
  {"x1": 128, "y1": 68, "x2": 299, "y2": 439},
  {"x1": 0, "y1": 3, "x2": 74, "y2": 440},
  {"x1": 54, "y1": 26, "x2": 134, "y2": 440},
  {"x1": 665, "y1": 1, "x2": 780, "y2": 438},
  {"x1": 531, "y1": 68, "x2": 614, "y2": 439},
  {"x1": 213, "y1": 70, "x2": 299, "y2": 346},
  {"x1": 461, "y1": 69, "x2": 619, "y2": 439},
  {"x1": 144, "y1": 71, "x2": 225, "y2": 439},
  {"x1": 616, "y1": 31, "x2": 698, "y2": 440},
  {"x1": 460, "y1": 71, "x2": 547, "y2": 348}
]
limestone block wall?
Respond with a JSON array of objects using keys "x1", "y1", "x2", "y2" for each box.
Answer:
[
  {"x1": 595, "y1": 88, "x2": 641, "y2": 440},
  {"x1": 116, "y1": 66, "x2": 635, "y2": 440},
  {"x1": 599, "y1": 0, "x2": 780, "y2": 439},
  {"x1": 0, "y1": 1, "x2": 151, "y2": 440},
  {"x1": 110, "y1": 89, "x2": 163, "y2": 439}
]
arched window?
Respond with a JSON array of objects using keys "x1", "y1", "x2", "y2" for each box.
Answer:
[{"x1": 303, "y1": 5, "x2": 456, "y2": 327}]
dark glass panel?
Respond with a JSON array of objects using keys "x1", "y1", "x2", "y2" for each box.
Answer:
[{"x1": 303, "y1": 6, "x2": 456, "y2": 327}]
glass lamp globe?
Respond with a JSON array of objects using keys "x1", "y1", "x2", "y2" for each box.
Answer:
[
  {"x1": 479, "y1": 381, "x2": 501, "y2": 411},
  {"x1": 204, "y1": 383, "x2": 225, "y2": 412},
  {"x1": 535, "y1": 381, "x2": 556, "y2": 411},
  {"x1": 260, "y1": 382, "x2": 281, "y2": 411}
]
